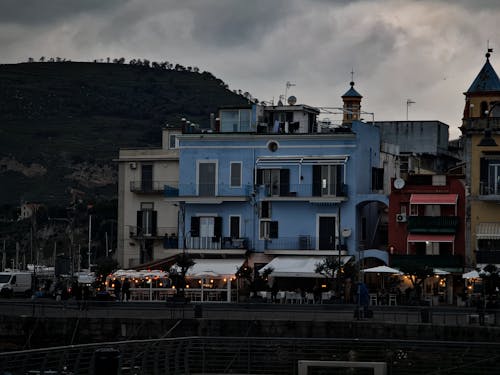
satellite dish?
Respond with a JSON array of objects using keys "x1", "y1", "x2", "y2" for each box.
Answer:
[
  {"x1": 393, "y1": 178, "x2": 405, "y2": 189},
  {"x1": 287, "y1": 95, "x2": 297, "y2": 105},
  {"x1": 341, "y1": 228, "x2": 352, "y2": 238}
]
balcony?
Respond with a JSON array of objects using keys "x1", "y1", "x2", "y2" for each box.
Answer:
[
  {"x1": 407, "y1": 216, "x2": 459, "y2": 234},
  {"x1": 128, "y1": 226, "x2": 177, "y2": 240},
  {"x1": 130, "y1": 180, "x2": 170, "y2": 194},
  {"x1": 184, "y1": 235, "x2": 251, "y2": 251},
  {"x1": 257, "y1": 183, "x2": 348, "y2": 200},
  {"x1": 164, "y1": 183, "x2": 253, "y2": 201},
  {"x1": 475, "y1": 250, "x2": 500, "y2": 264},
  {"x1": 479, "y1": 181, "x2": 500, "y2": 201}
]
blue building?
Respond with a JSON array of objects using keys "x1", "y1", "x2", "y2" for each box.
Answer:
[{"x1": 165, "y1": 84, "x2": 389, "y2": 279}]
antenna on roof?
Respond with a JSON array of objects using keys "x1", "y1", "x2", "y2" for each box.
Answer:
[
  {"x1": 284, "y1": 81, "x2": 296, "y2": 103},
  {"x1": 406, "y1": 99, "x2": 416, "y2": 121}
]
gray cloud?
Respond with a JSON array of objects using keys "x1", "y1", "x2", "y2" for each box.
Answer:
[
  {"x1": 0, "y1": 0, "x2": 123, "y2": 25},
  {"x1": 0, "y1": 0, "x2": 498, "y2": 139}
]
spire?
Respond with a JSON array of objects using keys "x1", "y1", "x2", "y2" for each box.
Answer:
[
  {"x1": 466, "y1": 48, "x2": 500, "y2": 93},
  {"x1": 342, "y1": 80, "x2": 362, "y2": 98}
]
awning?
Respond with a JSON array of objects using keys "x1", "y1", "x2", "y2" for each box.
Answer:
[
  {"x1": 361, "y1": 265, "x2": 402, "y2": 274},
  {"x1": 186, "y1": 258, "x2": 245, "y2": 278},
  {"x1": 260, "y1": 256, "x2": 352, "y2": 278},
  {"x1": 407, "y1": 234, "x2": 455, "y2": 243},
  {"x1": 462, "y1": 270, "x2": 480, "y2": 279},
  {"x1": 410, "y1": 194, "x2": 458, "y2": 205},
  {"x1": 476, "y1": 223, "x2": 500, "y2": 240}
]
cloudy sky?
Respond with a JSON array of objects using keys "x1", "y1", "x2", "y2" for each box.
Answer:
[{"x1": 1, "y1": 0, "x2": 499, "y2": 138}]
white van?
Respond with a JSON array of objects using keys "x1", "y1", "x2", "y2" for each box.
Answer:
[{"x1": 0, "y1": 271, "x2": 33, "y2": 297}]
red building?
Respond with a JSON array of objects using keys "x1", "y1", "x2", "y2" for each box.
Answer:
[{"x1": 388, "y1": 174, "x2": 466, "y2": 270}]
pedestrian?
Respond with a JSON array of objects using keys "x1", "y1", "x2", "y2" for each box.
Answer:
[
  {"x1": 122, "y1": 278, "x2": 131, "y2": 302},
  {"x1": 114, "y1": 278, "x2": 122, "y2": 301},
  {"x1": 81, "y1": 285, "x2": 91, "y2": 311}
]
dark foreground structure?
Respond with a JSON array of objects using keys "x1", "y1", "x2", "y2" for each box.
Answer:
[
  {"x1": 1, "y1": 300, "x2": 500, "y2": 374},
  {"x1": 1, "y1": 336, "x2": 500, "y2": 374}
]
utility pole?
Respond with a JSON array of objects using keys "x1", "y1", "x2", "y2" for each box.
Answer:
[{"x1": 88, "y1": 214, "x2": 92, "y2": 271}]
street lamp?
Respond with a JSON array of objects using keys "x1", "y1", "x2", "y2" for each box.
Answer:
[{"x1": 477, "y1": 101, "x2": 499, "y2": 147}]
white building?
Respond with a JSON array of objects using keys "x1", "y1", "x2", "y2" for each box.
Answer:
[{"x1": 116, "y1": 128, "x2": 181, "y2": 268}]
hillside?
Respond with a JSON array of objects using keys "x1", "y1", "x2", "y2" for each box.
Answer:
[{"x1": 0, "y1": 61, "x2": 249, "y2": 206}]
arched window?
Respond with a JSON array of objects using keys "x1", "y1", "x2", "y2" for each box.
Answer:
[{"x1": 480, "y1": 101, "x2": 488, "y2": 118}]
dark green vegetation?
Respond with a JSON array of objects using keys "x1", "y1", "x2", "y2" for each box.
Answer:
[
  {"x1": 0, "y1": 61, "x2": 248, "y2": 205},
  {"x1": 0, "y1": 60, "x2": 249, "y2": 264}
]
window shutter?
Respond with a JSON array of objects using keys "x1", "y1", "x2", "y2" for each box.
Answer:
[
  {"x1": 336, "y1": 165, "x2": 344, "y2": 195},
  {"x1": 280, "y1": 169, "x2": 290, "y2": 196},
  {"x1": 214, "y1": 217, "x2": 222, "y2": 238},
  {"x1": 190, "y1": 217, "x2": 200, "y2": 237},
  {"x1": 269, "y1": 221, "x2": 278, "y2": 238},
  {"x1": 312, "y1": 165, "x2": 321, "y2": 196},
  {"x1": 480, "y1": 158, "x2": 488, "y2": 183},
  {"x1": 136, "y1": 211, "x2": 143, "y2": 235},
  {"x1": 256, "y1": 169, "x2": 263, "y2": 185},
  {"x1": 151, "y1": 211, "x2": 158, "y2": 236}
]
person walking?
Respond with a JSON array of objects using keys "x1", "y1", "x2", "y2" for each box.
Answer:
[{"x1": 122, "y1": 278, "x2": 131, "y2": 302}]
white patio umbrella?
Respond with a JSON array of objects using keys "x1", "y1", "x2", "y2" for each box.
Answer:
[
  {"x1": 462, "y1": 270, "x2": 480, "y2": 279},
  {"x1": 433, "y1": 268, "x2": 450, "y2": 275},
  {"x1": 361, "y1": 265, "x2": 402, "y2": 274},
  {"x1": 361, "y1": 265, "x2": 402, "y2": 290}
]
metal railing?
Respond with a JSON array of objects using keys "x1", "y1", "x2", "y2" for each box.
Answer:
[
  {"x1": 407, "y1": 216, "x2": 459, "y2": 233},
  {"x1": 257, "y1": 183, "x2": 348, "y2": 198},
  {"x1": 128, "y1": 225, "x2": 176, "y2": 239},
  {"x1": 130, "y1": 180, "x2": 170, "y2": 194},
  {"x1": 2, "y1": 336, "x2": 500, "y2": 374}
]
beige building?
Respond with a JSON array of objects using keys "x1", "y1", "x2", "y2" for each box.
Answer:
[
  {"x1": 116, "y1": 128, "x2": 181, "y2": 268},
  {"x1": 460, "y1": 50, "x2": 500, "y2": 268}
]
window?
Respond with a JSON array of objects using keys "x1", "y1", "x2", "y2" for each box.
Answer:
[
  {"x1": 426, "y1": 242, "x2": 440, "y2": 255},
  {"x1": 137, "y1": 202, "x2": 157, "y2": 236},
  {"x1": 371, "y1": 167, "x2": 384, "y2": 191},
  {"x1": 198, "y1": 161, "x2": 217, "y2": 196},
  {"x1": 259, "y1": 201, "x2": 271, "y2": 218},
  {"x1": 312, "y1": 165, "x2": 345, "y2": 196},
  {"x1": 141, "y1": 164, "x2": 153, "y2": 192},
  {"x1": 260, "y1": 220, "x2": 278, "y2": 239},
  {"x1": 190, "y1": 216, "x2": 222, "y2": 249},
  {"x1": 220, "y1": 109, "x2": 252, "y2": 132},
  {"x1": 230, "y1": 162, "x2": 242, "y2": 188},
  {"x1": 230, "y1": 216, "x2": 240, "y2": 239},
  {"x1": 480, "y1": 158, "x2": 500, "y2": 195},
  {"x1": 257, "y1": 169, "x2": 290, "y2": 196},
  {"x1": 169, "y1": 134, "x2": 177, "y2": 149}
]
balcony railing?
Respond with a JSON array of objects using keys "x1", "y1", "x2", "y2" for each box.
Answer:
[
  {"x1": 164, "y1": 183, "x2": 253, "y2": 198},
  {"x1": 257, "y1": 183, "x2": 348, "y2": 198},
  {"x1": 184, "y1": 235, "x2": 251, "y2": 250},
  {"x1": 164, "y1": 182, "x2": 349, "y2": 199},
  {"x1": 130, "y1": 180, "x2": 171, "y2": 194},
  {"x1": 128, "y1": 226, "x2": 177, "y2": 240},
  {"x1": 407, "y1": 216, "x2": 459, "y2": 234},
  {"x1": 479, "y1": 181, "x2": 500, "y2": 197},
  {"x1": 475, "y1": 250, "x2": 500, "y2": 264}
]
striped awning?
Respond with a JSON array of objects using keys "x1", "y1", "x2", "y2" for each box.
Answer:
[
  {"x1": 407, "y1": 234, "x2": 455, "y2": 243},
  {"x1": 476, "y1": 223, "x2": 500, "y2": 240},
  {"x1": 410, "y1": 194, "x2": 458, "y2": 205}
]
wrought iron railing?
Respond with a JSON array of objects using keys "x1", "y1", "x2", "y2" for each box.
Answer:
[
  {"x1": 2, "y1": 335, "x2": 500, "y2": 374},
  {"x1": 128, "y1": 225, "x2": 177, "y2": 239},
  {"x1": 407, "y1": 216, "x2": 459, "y2": 233}
]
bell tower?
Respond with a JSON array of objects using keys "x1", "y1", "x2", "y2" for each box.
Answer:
[{"x1": 341, "y1": 71, "x2": 362, "y2": 126}]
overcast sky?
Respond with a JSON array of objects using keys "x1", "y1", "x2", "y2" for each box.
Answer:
[{"x1": 1, "y1": 0, "x2": 499, "y2": 139}]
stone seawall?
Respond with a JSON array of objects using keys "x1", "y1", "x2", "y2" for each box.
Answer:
[{"x1": 1, "y1": 315, "x2": 500, "y2": 351}]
